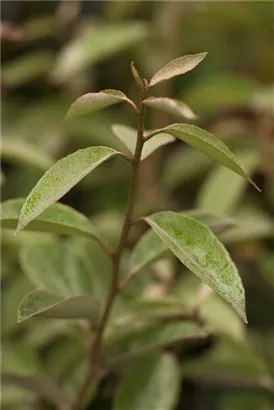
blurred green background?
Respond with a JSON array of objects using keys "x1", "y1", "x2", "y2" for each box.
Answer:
[{"x1": 1, "y1": 1, "x2": 274, "y2": 410}]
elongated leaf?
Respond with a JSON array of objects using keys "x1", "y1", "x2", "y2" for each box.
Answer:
[
  {"x1": 114, "y1": 353, "x2": 180, "y2": 410},
  {"x1": 1, "y1": 199, "x2": 98, "y2": 238},
  {"x1": 149, "y1": 53, "x2": 207, "y2": 87},
  {"x1": 51, "y1": 23, "x2": 149, "y2": 82},
  {"x1": 2, "y1": 373, "x2": 68, "y2": 408},
  {"x1": 1, "y1": 139, "x2": 54, "y2": 170},
  {"x1": 220, "y1": 207, "x2": 274, "y2": 244},
  {"x1": 144, "y1": 97, "x2": 197, "y2": 120},
  {"x1": 111, "y1": 124, "x2": 174, "y2": 160},
  {"x1": 144, "y1": 212, "x2": 247, "y2": 322},
  {"x1": 130, "y1": 211, "x2": 235, "y2": 275},
  {"x1": 16, "y1": 146, "x2": 118, "y2": 233},
  {"x1": 197, "y1": 150, "x2": 259, "y2": 215},
  {"x1": 161, "y1": 123, "x2": 260, "y2": 191},
  {"x1": 18, "y1": 290, "x2": 100, "y2": 322},
  {"x1": 103, "y1": 321, "x2": 204, "y2": 363},
  {"x1": 66, "y1": 90, "x2": 136, "y2": 119},
  {"x1": 20, "y1": 239, "x2": 93, "y2": 297}
]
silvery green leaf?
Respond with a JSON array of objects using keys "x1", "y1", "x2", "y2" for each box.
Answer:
[{"x1": 144, "y1": 212, "x2": 247, "y2": 322}]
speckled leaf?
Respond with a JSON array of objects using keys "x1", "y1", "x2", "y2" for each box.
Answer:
[
  {"x1": 19, "y1": 239, "x2": 93, "y2": 297},
  {"x1": 161, "y1": 124, "x2": 260, "y2": 191},
  {"x1": 1, "y1": 139, "x2": 54, "y2": 170},
  {"x1": 144, "y1": 97, "x2": 197, "y2": 120},
  {"x1": 1, "y1": 199, "x2": 98, "y2": 238},
  {"x1": 149, "y1": 53, "x2": 207, "y2": 87},
  {"x1": 16, "y1": 146, "x2": 118, "y2": 233},
  {"x1": 144, "y1": 212, "x2": 247, "y2": 322},
  {"x1": 18, "y1": 290, "x2": 100, "y2": 322},
  {"x1": 111, "y1": 124, "x2": 174, "y2": 160},
  {"x1": 130, "y1": 211, "x2": 235, "y2": 275},
  {"x1": 66, "y1": 90, "x2": 136, "y2": 119},
  {"x1": 114, "y1": 353, "x2": 181, "y2": 410},
  {"x1": 197, "y1": 150, "x2": 259, "y2": 215}
]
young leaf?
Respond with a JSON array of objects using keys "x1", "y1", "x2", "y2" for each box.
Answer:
[
  {"x1": 18, "y1": 290, "x2": 100, "y2": 323},
  {"x1": 19, "y1": 239, "x2": 93, "y2": 297},
  {"x1": 197, "y1": 150, "x2": 259, "y2": 215},
  {"x1": 1, "y1": 199, "x2": 98, "y2": 238},
  {"x1": 144, "y1": 212, "x2": 247, "y2": 322},
  {"x1": 161, "y1": 124, "x2": 260, "y2": 191},
  {"x1": 16, "y1": 146, "x2": 118, "y2": 233},
  {"x1": 130, "y1": 211, "x2": 235, "y2": 276},
  {"x1": 149, "y1": 53, "x2": 207, "y2": 87},
  {"x1": 144, "y1": 97, "x2": 197, "y2": 120},
  {"x1": 1, "y1": 139, "x2": 54, "y2": 170},
  {"x1": 66, "y1": 90, "x2": 136, "y2": 119},
  {"x1": 111, "y1": 124, "x2": 174, "y2": 160},
  {"x1": 114, "y1": 353, "x2": 180, "y2": 410}
]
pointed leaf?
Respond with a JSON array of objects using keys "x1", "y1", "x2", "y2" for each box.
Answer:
[
  {"x1": 144, "y1": 212, "x2": 247, "y2": 322},
  {"x1": 197, "y1": 150, "x2": 259, "y2": 215},
  {"x1": 18, "y1": 290, "x2": 100, "y2": 322},
  {"x1": 2, "y1": 373, "x2": 68, "y2": 408},
  {"x1": 19, "y1": 239, "x2": 93, "y2": 297},
  {"x1": 16, "y1": 146, "x2": 118, "y2": 233},
  {"x1": 149, "y1": 53, "x2": 207, "y2": 87},
  {"x1": 114, "y1": 353, "x2": 180, "y2": 410},
  {"x1": 66, "y1": 89, "x2": 136, "y2": 119},
  {"x1": 130, "y1": 211, "x2": 236, "y2": 275},
  {"x1": 111, "y1": 124, "x2": 174, "y2": 160},
  {"x1": 1, "y1": 199, "x2": 98, "y2": 238},
  {"x1": 162, "y1": 123, "x2": 260, "y2": 190},
  {"x1": 144, "y1": 97, "x2": 197, "y2": 120},
  {"x1": 1, "y1": 139, "x2": 54, "y2": 170}
]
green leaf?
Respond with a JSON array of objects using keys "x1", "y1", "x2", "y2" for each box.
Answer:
[
  {"x1": 19, "y1": 239, "x2": 93, "y2": 297},
  {"x1": 16, "y1": 146, "x2": 118, "y2": 233},
  {"x1": 1, "y1": 139, "x2": 54, "y2": 170},
  {"x1": 197, "y1": 150, "x2": 259, "y2": 215},
  {"x1": 144, "y1": 212, "x2": 247, "y2": 322},
  {"x1": 2, "y1": 373, "x2": 68, "y2": 408},
  {"x1": 144, "y1": 97, "x2": 197, "y2": 120},
  {"x1": 182, "y1": 337, "x2": 269, "y2": 382},
  {"x1": 1, "y1": 199, "x2": 98, "y2": 238},
  {"x1": 51, "y1": 23, "x2": 149, "y2": 82},
  {"x1": 111, "y1": 124, "x2": 175, "y2": 160},
  {"x1": 114, "y1": 352, "x2": 180, "y2": 410},
  {"x1": 103, "y1": 321, "x2": 204, "y2": 363},
  {"x1": 66, "y1": 89, "x2": 136, "y2": 119},
  {"x1": 149, "y1": 53, "x2": 207, "y2": 87},
  {"x1": 161, "y1": 124, "x2": 260, "y2": 191},
  {"x1": 182, "y1": 72, "x2": 260, "y2": 116},
  {"x1": 130, "y1": 211, "x2": 235, "y2": 276},
  {"x1": 2, "y1": 51, "x2": 53, "y2": 86},
  {"x1": 163, "y1": 146, "x2": 212, "y2": 188},
  {"x1": 220, "y1": 207, "x2": 274, "y2": 244},
  {"x1": 260, "y1": 253, "x2": 274, "y2": 289},
  {"x1": 18, "y1": 290, "x2": 100, "y2": 322}
]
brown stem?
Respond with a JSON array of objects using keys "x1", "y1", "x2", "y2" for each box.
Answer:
[{"x1": 70, "y1": 87, "x2": 147, "y2": 410}]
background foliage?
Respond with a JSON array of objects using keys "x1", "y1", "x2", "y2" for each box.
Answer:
[{"x1": 1, "y1": 1, "x2": 274, "y2": 410}]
